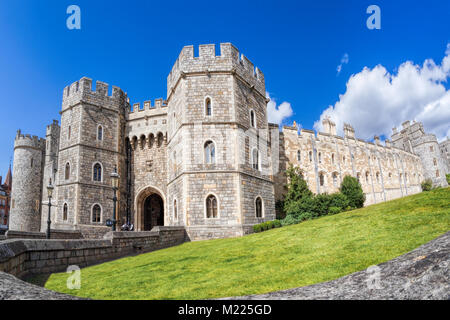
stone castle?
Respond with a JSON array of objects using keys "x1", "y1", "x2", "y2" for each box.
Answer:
[{"x1": 8, "y1": 43, "x2": 449, "y2": 240}]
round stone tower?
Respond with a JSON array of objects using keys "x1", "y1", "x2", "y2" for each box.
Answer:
[{"x1": 9, "y1": 130, "x2": 45, "y2": 232}]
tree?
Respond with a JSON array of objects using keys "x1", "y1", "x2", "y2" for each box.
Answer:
[
  {"x1": 339, "y1": 175, "x2": 365, "y2": 208},
  {"x1": 283, "y1": 165, "x2": 312, "y2": 203}
]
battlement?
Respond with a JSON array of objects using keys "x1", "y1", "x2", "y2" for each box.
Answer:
[
  {"x1": 127, "y1": 98, "x2": 168, "y2": 121},
  {"x1": 46, "y1": 120, "x2": 60, "y2": 135},
  {"x1": 62, "y1": 77, "x2": 127, "y2": 111},
  {"x1": 14, "y1": 129, "x2": 45, "y2": 150},
  {"x1": 129, "y1": 98, "x2": 167, "y2": 113},
  {"x1": 167, "y1": 43, "x2": 265, "y2": 97}
]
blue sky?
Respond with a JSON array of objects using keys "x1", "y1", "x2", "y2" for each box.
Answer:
[{"x1": 0, "y1": 0, "x2": 449, "y2": 178}]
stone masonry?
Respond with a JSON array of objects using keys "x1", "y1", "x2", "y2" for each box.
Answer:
[{"x1": 8, "y1": 43, "x2": 447, "y2": 241}]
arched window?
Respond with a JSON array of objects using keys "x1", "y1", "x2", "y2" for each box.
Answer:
[
  {"x1": 255, "y1": 197, "x2": 263, "y2": 218},
  {"x1": 157, "y1": 132, "x2": 164, "y2": 147},
  {"x1": 332, "y1": 172, "x2": 338, "y2": 187},
  {"x1": 365, "y1": 171, "x2": 370, "y2": 183},
  {"x1": 93, "y1": 163, "x2": 102, "y2": 182},
  {"x1": 63, "y1": 203, "x2": 68, "y2": 221},
  {"x1": 205, "y1": 97, "x2": 212, "y2": 116},
  {"x1": 332, "y1": 153, "x2": 335, "y2": 164},
  {"x1": 376, "y1": 172, "x2": 380, "y2": 183},
  {"x1": 357, "y1": 172, "x2": 361, "y2": 183},
  {"x1": 343, "y1": 156, "x2": 346, "y2": 163},
  {"x1": 250, "y1": 110, "x2": 256, "y2": 128},
  {"x1": 173, "y1": 199, "x2": 178, "y2": 220},
  {"x1": 297, "y1": 150, "x2": 301, "y2": 162},
  {"x1": 309, "y1": 151, "x2": 312, "y2": 162},
  {"x1": 92, "y1": 204, "x2": 101, "y2": 223},
  {"x1": 97, "y1": 125, "x2": 103, "y2": 141},
  {"x1": 206, "y1": 195, "x2": 218, "y2": 218},
  {"x1": 252, "y1": 148, "x2": 259, "y2": 170},
  {"x1": 433, "y1": 158, "x2": 437, "y2": 166},
  {"x1": 65, "y1": 163, "x2": 70, "y2": 180},
  {"x1": 204, "y1": 140, "x2": 215, "y2": 164},
  {"x1": 319, "y1": 173, "x2": 325, "y2": 186},
  {"x1": 318, "y1": 152, "x2": 322, "y2": 164},
  {"x1": 30, "y1": 158, "x2": 34, "y2": 168},
  {"x1": 139, "y1": 135, "x2": 146, "y2": 149}
]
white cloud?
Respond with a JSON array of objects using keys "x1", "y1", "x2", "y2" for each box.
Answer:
[
  {"x1": 336, "y1": 53, "x2": 349, "y2": 75},
  {"x1": 315, "y1": 45, "x2": 450, "y2": 141},
  {"x1": 266, "y1": 92, "x2": 294, "y2": 126}
]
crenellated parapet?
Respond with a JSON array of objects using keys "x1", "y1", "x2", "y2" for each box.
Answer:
[
  {"x1": 62, "y1": 77, "x2": 128, "y2": 112},
  {"x1": 167, "y1": 43, "x2": 265, "y2": 98},
  {"x1": 128, "y1": 98, "x2": 168, "y2": 120},
  {"x1": 14, "y1": 130, "x2": 45, "y2": 151}
]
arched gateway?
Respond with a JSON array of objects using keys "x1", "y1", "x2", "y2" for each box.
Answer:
[{"x1": 135, "y1": 186, "x2": 166, "y2": 231}]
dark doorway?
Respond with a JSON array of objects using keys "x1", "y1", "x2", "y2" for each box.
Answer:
[{"x1": 143, "y1": 194, "x2": 164, "y2": 231}]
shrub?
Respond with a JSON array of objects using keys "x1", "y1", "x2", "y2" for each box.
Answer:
[
  {"x1": 265, "y1": 221, "x2": 274, "y2": 230},
  {"x1": 273, "y1": 219, "x2": 282, "y2": 228},
  {"x1": 339, "y1": 175, "x2": 365, "y2": 208},
  {"x1": 253, "y1": 224, "x2": 262, "y2": 233},
  {"x1": 328, "y1": 206, "x2": 342, "y2": 215},
  {"x1": 297, "y1": 211, "x2": 315, "y2": 221},
  {"x1": 312, "y1": 194, "x2": 332, "y2": 217},
  {"x1": 446, "y1": 174, "x2": 450, "y2": 185},
  {"x1": 421, "y1": 179, "x2": 433, "y2": 191},
  {"x1": 280, "y1": 215, "x2": 301, "y2": 226},
  {"x1": 329, "y1": 193, "x2": 350, "y2": 210}
]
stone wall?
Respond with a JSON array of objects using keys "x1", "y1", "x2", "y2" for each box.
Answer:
[
  {"x1": 0, "y1": 226, "x2": 186, "y2": 279},
  {"x1": 276, "y1": 121, "x2": 424, "y2": 206},
  {"x1": 5, "y1": 229, "x2": 83, "y2": 240}
]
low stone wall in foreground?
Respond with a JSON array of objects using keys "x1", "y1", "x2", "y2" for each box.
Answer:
[{"x1": 0, "y1": 226, "x2": 186, "y2": 279}]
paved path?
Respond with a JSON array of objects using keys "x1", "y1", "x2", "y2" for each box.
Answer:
[{"x1": 225, "y1": 232, "x2": 450, "y2": 300}]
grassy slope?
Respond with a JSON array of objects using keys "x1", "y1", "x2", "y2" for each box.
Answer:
[{"x1": 45, "y1": 188, "x2": 450, "y2": 300}]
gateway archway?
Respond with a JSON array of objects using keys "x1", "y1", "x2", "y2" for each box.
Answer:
[
  {"x1": 143, "y1": 193, "x2": 164, "y2": 231},
  {"x1": 135, "y1": 186, "x2": 166, "y2": 231}
]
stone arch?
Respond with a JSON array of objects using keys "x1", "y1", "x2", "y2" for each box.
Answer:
[
  {"x1": 148, "y1": 133, "x2": 155, "y2": 148},
  {"x1": 134, "y1": 185, "x2": 166, "y2": 231}
]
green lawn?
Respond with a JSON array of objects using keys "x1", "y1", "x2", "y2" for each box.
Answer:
[{"x1": 44, "y1": 188, "x2": 450, "y2": 300}]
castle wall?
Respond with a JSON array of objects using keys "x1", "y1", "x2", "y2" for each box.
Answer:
[
  {"x1": 439, "y1": 138, "x2": 450, "y2": 174},
  {"x1": 276, "y1": 123, "x2": 423, "y2": 206}
]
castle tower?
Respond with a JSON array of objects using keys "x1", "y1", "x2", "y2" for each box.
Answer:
[
  {"x1": 9, "y1": 130, "x2": 45, "y2": 232},
  {"x1": 166, "y1": 43, "x2": 275, "y2": 239},
  {"x1": 57, "y1": 77, "x2": 128, "y2": 237},
  {"x1": 391, "y1": 121, "x2": 448, "y2": 187},
  {"x1": 40, "y1": 120, "x2": 60, "y2": 231}
]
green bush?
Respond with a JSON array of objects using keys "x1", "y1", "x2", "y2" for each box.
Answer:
[
  {"x1": 297, "y1": 211, "x2": 315, "y2": 221},
  {"x1": 339, "y1": 175, "x2": 365, "y2": 208},
  {"x1": 446, "y1": 174, "x2": 450, "y2": 185},
  {"x1": 273, "y1": 219, "x2": 282, "y2": 228},
  {"x1": 253, "y1": 224, "x2": 262, "y2": 233},
  {"x1": 280, "y1": 215, "x2": 301, "y2": 226},
  {"x1": 329, "y1": 193, "x2": 350, "y2": 210},
  {"x1": 264, "y1": 221, "x2": 274, "y2": 230},
  {"x1": 421, "y1": 179, "x2": 433, "y2": 191},
  {"x1": 328, "y1": 206, "x2": 342, "y2": 215}
]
